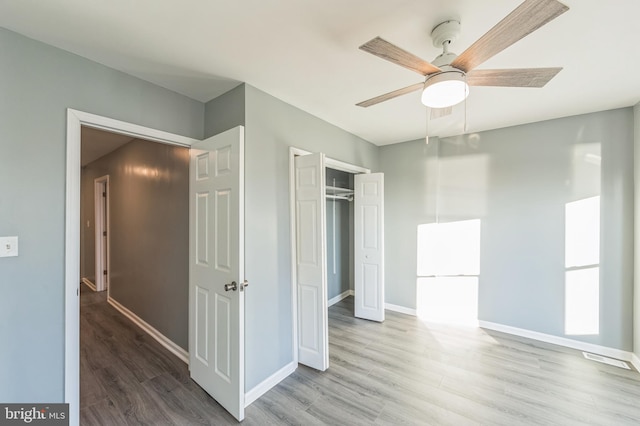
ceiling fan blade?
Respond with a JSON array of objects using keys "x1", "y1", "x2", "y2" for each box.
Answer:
[
  {"x1": 451, "y1": 0, "x2": 569, "y2": 73},
  {"x1": 466, "y1": 67, "x2": 562, "y2": 87},
  {"x1": 360, "y1": 37, "x2": 441, "y2": 76},
  {"x1": 356, "y1": 82, "x2": 424, "y2": 108}
]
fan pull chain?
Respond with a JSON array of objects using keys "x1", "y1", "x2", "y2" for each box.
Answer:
[
  {"x1": 434, "y1": 137, "x2": 440, "y2": 225},
  {"x1": 425, "y1": 105, "x2": 430, "y2": 145},
  {"x1": 464, "y1": 74, "x2": 468, "y2": 134}
]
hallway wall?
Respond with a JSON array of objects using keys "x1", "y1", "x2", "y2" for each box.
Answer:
[{"x1": 81, "y1": 139, "x2": 190, "y2": 349}]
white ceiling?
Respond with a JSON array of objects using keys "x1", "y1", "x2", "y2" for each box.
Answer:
[{"x1": 1, "y1": 0, "x2": 639, "y2": 146}]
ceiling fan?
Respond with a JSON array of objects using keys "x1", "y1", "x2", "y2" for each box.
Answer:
[{"x1": 356, "y1": 0, "x2": 569, "y2": 109}]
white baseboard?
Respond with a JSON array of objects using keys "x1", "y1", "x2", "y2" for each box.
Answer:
[
  {"x1": 632, "y1": 353, "x2": 640, "y2": 372},
  {"x1": 81, "y1": 278, "x2": 96, "y2": 291},
  {"x1": 328, "y1": 289, "x2": 354, "y2": 307},
  {"x1": 245, "y1": 361, "x2": 296, "y2": 407},
  {"x1": 479, "y1": 320, "x2": 633, "y2": 362},
  {"x1": 385, "y1": 303, "x2": 416, "y2": 316},
  {"x1": 107, "y1": 296, "x2": 189, "y2": 365},
  {"x1": 331, "y1": 293, "x2": 418, "y2": 317}
]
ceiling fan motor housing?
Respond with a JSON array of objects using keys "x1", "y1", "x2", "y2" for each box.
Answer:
[{"x1": 432, "y1": 52, "x2": 459, "y2": 68}]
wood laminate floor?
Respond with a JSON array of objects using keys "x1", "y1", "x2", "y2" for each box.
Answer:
[{"x1": 80, "y1": 285, "x2": 640, "y2": 425}]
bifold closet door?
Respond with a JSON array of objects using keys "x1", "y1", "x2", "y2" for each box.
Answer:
[
  {"x1": 295, "y1": 153, "x2": 329, "y2": 371},
  {"x1": 354, "y1": 173, "x2": 385, "y2": 322}
]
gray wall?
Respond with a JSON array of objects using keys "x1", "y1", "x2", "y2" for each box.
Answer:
[
  {"x1": 0, "y1": 28, "x2": 203, "y2": 403},
  {"x1": 204, "y1": 84, "x2": 245, "y2": 138},
  {"x1": 326, "y1": 169, "x2": 352, "y2": 300},
  {"x1": 242, "y1": 84, "x2": 379, "y2": 390},
  {"x1": 634, "y1": 103, "x2": 640, "y2": 360},
  {"x1": 381, "y1": 108, "x2": 634, "y2": 351},
  {"x1": 378, "y1": 139, "x2": 437, "y2": 309},
  {"x1": 81, "y1": 139, "x2": 190, "y2": 349}
]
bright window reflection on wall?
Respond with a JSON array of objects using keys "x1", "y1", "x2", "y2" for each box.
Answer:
[
  {"x1": 564, "y1": 196, "x2": 600, "y2": 335},
  {"x1": 416, "y1": 219, "x2": 480, "y2": 325}
]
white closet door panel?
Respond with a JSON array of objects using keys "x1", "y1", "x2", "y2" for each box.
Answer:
[
  {"x1": 355, "y1": 173, "x2": 385, "y2": 322},
  {"x1": 295, "y1": 153, "x2": 329, "y2": 371}
]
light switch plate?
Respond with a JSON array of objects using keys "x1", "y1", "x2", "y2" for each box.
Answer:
[{"x1": 0, "y1": 236, "x2": 18, "y2": 257}]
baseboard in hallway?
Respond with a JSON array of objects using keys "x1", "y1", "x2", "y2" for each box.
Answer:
[
  {"x1": 81, "y1": 278, "x2": 97, "y2": 291},
  {"x1": 107, "y1": 296, "x2": 189, "y2": 364}
]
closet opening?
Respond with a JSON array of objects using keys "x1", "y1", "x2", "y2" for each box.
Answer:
[
  {"x1": 326, "y1": 168, "x2": 354, "y2": 309},
  {"x1": 290, "y1": 147, "x2": 384, "y2": 372}
]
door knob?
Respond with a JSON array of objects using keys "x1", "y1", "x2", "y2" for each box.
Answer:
[
  {"x1": 240, "y1": 280, "x2": 249, "y2": 291},
  {"x1": 224, "y1": 281, "x2": 237, "y2": 291}
]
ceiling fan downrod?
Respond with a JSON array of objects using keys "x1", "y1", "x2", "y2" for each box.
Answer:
[{"x1": 430, "y1": 20, "x2": 461, "y2": 68}]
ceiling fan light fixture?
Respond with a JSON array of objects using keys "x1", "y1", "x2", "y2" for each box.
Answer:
[{"x1": 421, "y1": 70, "x2": 469, "y2": 108}]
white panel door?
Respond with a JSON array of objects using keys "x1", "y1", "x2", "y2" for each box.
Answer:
[
  {"x1": 94, "y1": 177, "x2": 108, "y2": 292},
  {"x1": 295, "y1": 153, "x2": 329, "y2": 371},
  {"x1": 354, "y1": 173, "x2": 385, "y2": 322},
  {"x1": 189, "y1": 126, "x2": 245, "y2": 421}
]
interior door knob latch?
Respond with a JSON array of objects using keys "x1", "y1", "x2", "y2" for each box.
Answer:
[{"x1": 225, "y1": 280, "x2": 249, "y2": 292}]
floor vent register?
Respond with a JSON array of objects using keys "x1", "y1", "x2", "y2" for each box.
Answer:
[{"x1": 582, "y1": 352, "x2": 630, "y2": 370}]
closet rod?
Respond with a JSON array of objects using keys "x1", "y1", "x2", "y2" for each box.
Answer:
[
  {"x1": 326, "y1": 194, "x2": 353, "y2": 201},
  {"x1": 326, "y1": 185, "x2": 353, "y2": 195}
]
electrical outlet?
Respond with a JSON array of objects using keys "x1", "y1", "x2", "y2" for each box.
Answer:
[{"x1": 0, "y1": 236, "x2": 18, "y2": 257}]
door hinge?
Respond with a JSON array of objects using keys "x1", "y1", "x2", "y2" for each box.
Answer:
[
  {"x1": 103, "y1": 270, "x2": 107, "y2": 276},
  {"x1": 102, "y1": 192, "x2": 106, "y2": 197},
  {"x1": 103, "y1": 231, "x2": 107, "y2": 236}
]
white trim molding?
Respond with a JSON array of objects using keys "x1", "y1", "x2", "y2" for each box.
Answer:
[
  {"x1": 328, "y1": 290, "x2": 354, "y2": 307},
  {"x1": 479, "y1": 321, "x2": 634, "y2": 362},
  {"x1": 65, "y1": 108, "x2": 199, "y2": 426},
  {"x1": 385, "y1": 303, "x2": 417, "y2": 316},
  {"x1": 288, "y1": 147, "x2": 300, "y2": 365},
  {"x1": 81, "y1": 278, "x2": 97, "y2": 292},
  {"x1": 70, "y1": 109, "x2": 196, "y2": 147},
  {"x1": 65, "y1": 110, "x2": 82, "y2": 426},
  {"x1": 632, "y1": 353, "x2": 640, "y2": 372},
  {"x1": 244, "y1": 361, "x2": 296, "y2": 407},
  {"x1": 108, "y1": 296, "x2": 189, "y2": 364}
]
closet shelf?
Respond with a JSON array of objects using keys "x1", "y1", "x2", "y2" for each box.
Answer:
[
  {"x1": 326, "y1": 185, "x2": 354, "y2": 196},
  {"x1": 326, "y1": 185, "x2": 354, "y2": 201}
]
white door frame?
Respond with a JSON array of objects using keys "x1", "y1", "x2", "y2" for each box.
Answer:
[
  {"x1": 94, "y1": 175, "x2": 109, "y2": 292},
  {"x1": 288, "y1": 147, "x2": 370, "y2": 364},
  {"x1": 65, "y1": 109, "x2": 197, "y2": 426}
]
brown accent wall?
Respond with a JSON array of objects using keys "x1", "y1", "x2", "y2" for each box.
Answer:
[{"x1": 81, "y1": 138, "x2": 190, "y2": 349}]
